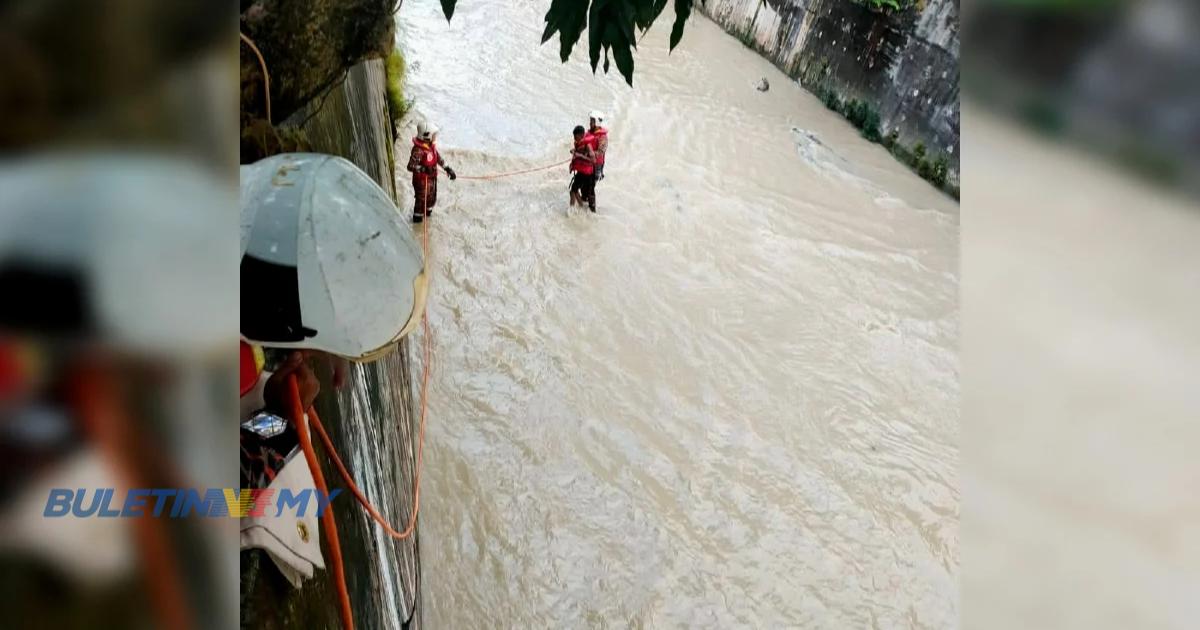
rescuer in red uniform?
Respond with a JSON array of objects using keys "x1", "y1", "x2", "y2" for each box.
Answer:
[
  {"x1": 569, "y1": 125, "x2": 597, "y2": 212},
  {"x1": 407, "y1": 120, "x2": 457, "y2": 224}
]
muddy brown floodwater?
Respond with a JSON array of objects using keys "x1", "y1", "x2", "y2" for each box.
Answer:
[{"x1": 394, "y1": 0, "x2": 959, "y2": 626}]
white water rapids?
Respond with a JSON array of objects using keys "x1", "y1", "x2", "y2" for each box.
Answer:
[{"x1": 394, "y1": 0, "x2": 959, "y2": 626}]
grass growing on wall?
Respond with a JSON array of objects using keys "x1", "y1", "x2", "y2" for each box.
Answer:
[
  {"x1": 844, "y1": 99, "x2": 881, "y2": 142},
  {"x1": 817, "y1": 83, "x2": 957, "y2": 199},
  {"x1": 385, "y1": 48, "x2": 411, "y2": 130},
  {"x1": 382, "y1": 48, "x2": 412, "y2": 182}
]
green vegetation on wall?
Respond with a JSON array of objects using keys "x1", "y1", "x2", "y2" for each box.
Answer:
[
  {"x1": 843, "y1": 99, "x2": 882, "y2": 142},
  {"x1": 818, "y1": 83, "x2": 957, "y2": 199},
  {"x1": 385, "y1": 48, "x2": 411, "y2": 132},
  {"x1": 854, "y1": 0, "x2": 917, "y2": 11}
]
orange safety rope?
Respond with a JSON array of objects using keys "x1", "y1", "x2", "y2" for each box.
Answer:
[
  {"x1": 444, "y1": 159, "x2": 569, "y2": 180},
  {"x1": 308, "y1": 401, "x2": 424, "y2": 539},
  {"x1": 284, "y1": 177, "x2": 437, "y2": 629},
  {"x1": 73, "y1": 367, "x2": 192, "y2": 630},
  {"x1": 303, "y1": 221, "x2": 430, "y2": 538},
  {"x1": 284, "y1": 154, "x2": 573, "y2": 626},
  {"x1": 239, "y1": 32, "x2": 272, "y2": 123},
  {"x1": 287, "y1": 375, "x2": 354, "y2": 630},
  {"x1": 304, "y1": 175, "x2": 437, "y2": 541}
]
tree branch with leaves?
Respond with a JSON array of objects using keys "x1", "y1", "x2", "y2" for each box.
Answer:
[{"x1": 437, "y1": 0, "x2": 705, "y2": 86}]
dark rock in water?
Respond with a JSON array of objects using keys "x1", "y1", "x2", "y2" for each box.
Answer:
[{"x1": 756, "y1": 77, "x2": 770, "y2": 92}]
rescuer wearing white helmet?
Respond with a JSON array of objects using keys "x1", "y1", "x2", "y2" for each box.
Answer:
[
  {"x1": 588, "y1": 110, "x2": 608, "y2": 181},
  {"x1": 407, "y1": 120, "x2": 457, "y2": 224}
]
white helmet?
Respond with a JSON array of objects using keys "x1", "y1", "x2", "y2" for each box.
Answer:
[
  {"x1": 240, "y1": 153, "x2": 426, "y2": 361},
  {"x1": 0, "y1": 152, "x2": 233, "y2": 356},
  {"x1": 588, "y1": 110, "x2": 605, "y2": 124},
  {"x1": 416, "y1": 120, "x2": 439, "y2": 141}
]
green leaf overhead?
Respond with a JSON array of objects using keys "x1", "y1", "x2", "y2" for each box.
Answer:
[
  {"x1": 542, "y1": 0, "x2": 590, "y2": 62},
  {"x1": 588, "y1": 0, "x2": 609, "y2": 70},
  {"x1": 611, "y1": 28, "x2": 635, "y2": 84},
  {"x1": 634, "y1": 0, "x2": 670, "y2": 31},
  {"x1": 670, "y1": 0, "x2": 694, "y2": 52},
  {"x1": 443, "y1": 0, "x2": 702, "y2": 85},
  {"x1": 616, "y1": 1, "x2": 636, "y2": 49}
]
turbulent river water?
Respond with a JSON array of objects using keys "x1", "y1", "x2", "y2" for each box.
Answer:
[{"x1": 394, "y1": 0, "x2": 959, "y2": 626}]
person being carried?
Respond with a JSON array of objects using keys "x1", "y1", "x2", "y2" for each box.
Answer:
[
  {"x1": 407, "y1": 120, "x2": 457, "y2": 224},
  {"x1": 568, "y1": 125, "x2": 597, "y2": 212},
  {"x1": 588, "y1": 111, "x2": 608, "y2": 181}
]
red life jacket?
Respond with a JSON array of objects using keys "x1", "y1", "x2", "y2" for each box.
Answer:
[
  {"x1": 571, "y1": 136, "x2": 595, "y2": 175},
  {"x1": 413, "y1": 138, "x2": 439, "y2": 179},
  {"x1": 591, "y1": 127, "x2": 607, "y2": 165}
]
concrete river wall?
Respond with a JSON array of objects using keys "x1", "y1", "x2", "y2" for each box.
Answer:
[{"x1": 700, "y1": 0, "x2": 959, "y2": 169}]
